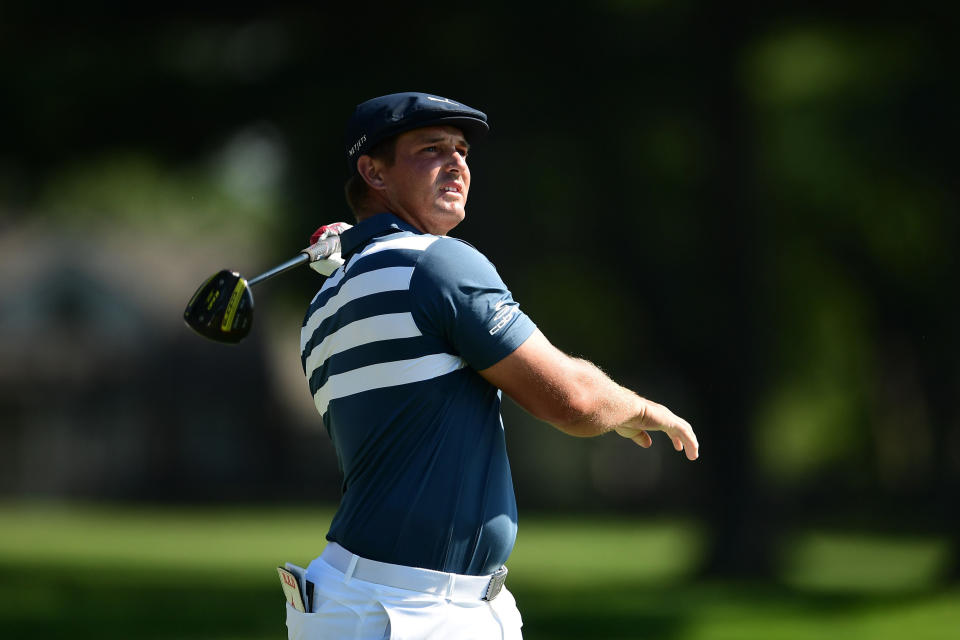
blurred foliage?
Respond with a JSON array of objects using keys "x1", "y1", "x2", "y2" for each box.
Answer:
[
  {"x1": 34, "y1": 122, "x2": 288, "y2": 240},
  {"x1": 754, "y1": 248, "x2": 873, "y2": 484}
]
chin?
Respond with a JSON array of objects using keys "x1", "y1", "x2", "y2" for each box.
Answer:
[
  {"x1": 436, "y1": 203, "x2": 465, "y2": 218},
  {"x1": 431, "y1": 209, "x2": 465, "y2": 235}
]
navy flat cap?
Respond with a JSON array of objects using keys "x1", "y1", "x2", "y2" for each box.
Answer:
[{"x1": 345, "y1": 92, "x2": 489, "y2": 172}]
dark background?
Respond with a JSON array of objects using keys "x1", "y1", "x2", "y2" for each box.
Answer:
[{"x1": 1, "y1": 0, "x2": 957, "y2": 590}]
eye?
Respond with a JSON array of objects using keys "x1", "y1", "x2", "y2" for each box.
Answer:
[{"x1": 423, "y1": 145, "x2": 439, "y2": 153}]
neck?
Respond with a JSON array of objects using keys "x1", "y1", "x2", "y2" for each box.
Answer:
[
  {"x1": 354, "y1": 194, "x2": 393, "y2": 224},
  {"x1": 357, "y1": 200, "x2": 431, "y2": 234}
]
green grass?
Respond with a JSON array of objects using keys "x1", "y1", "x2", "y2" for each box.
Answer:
[{"x1": 0, "y1": 502, "x2": 956, "y2": 639}]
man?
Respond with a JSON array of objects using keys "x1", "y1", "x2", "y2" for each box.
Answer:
[{"x1": 289, "y1": 92, "x2": 699, "y2": 640}]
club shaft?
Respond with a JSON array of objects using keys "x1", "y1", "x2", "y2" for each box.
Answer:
[
  {"x1": 246, "y1": 253, "x2": 310, "y2": 286},
  {"x1": 245, "y1": 236, "x2": 341, "y2": 287}
]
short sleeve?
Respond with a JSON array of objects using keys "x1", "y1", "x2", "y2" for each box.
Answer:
[{"x1": 410, "y1": 237, "x2": 536, "y2": 371}]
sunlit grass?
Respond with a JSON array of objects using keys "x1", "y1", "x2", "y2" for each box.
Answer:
[
  {"x1": 510, "y1": 514, "x2": 704, "y2": 586},
  {"x1": 0, "y1": 502, "x2": 335, "y2": 578},
  {"x1": 0, "y1": 503, "x2": 702, "y2": 583},
  {"x1": 781, "y1": 530, "x2": 952, "y2": 593}
]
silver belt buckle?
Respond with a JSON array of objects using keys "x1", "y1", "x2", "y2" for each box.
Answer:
[{"x1": 483, "y1": 566, "x2": 508, "y2": 601}]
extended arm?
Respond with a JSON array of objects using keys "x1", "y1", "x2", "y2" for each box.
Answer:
[{"x1": 479, "y1": 329, "x2": 699, "y2": 461}]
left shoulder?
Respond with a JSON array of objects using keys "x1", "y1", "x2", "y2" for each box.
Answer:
[
  {"x1": 416, "y1": 235, "x2": 498, "y2": 279},
  {"x1": 426, "y1": 235, "x2": 491, "y2": 263}
]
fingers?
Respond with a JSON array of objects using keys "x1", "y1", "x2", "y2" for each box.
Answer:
[
  {"x1": 672, "y1": 421, "x2": 699, "y2": 461},
  {"x1": 662, "y1": 413, "x2": 698, "y2": 461},
  {"x1": 633, "y1": 431, "x2": 653, "y2": 448},
  {"x1": 641, "y1": 402, "x2": 699, "y2": 461},
  {"x1": 629, "y1": 428, "x2": 697, "y2": 459},
  {"x1": 617, "y1": 402, "x2": 700, "y2": 460},
  {"x1": 614, "y1": 426, "x2": 652, "y2": 448}
]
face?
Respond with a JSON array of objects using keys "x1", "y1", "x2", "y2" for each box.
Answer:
[{"x1": 368, "y1": 125, "x2": 471, "y2": 235}]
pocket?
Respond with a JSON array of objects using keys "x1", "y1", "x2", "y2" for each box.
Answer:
[
  {"x1": 285, "y1": 602, "x2": 328, "y2": 640},
  {"x1": 285, "y1": 599, "x2": 391, "y2": 640}
]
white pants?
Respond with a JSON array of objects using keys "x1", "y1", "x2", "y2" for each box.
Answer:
[{"x1": 285, "y1": 544, "x2": 523, "y2": 640}]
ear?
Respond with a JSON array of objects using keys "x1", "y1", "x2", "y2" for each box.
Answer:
[{"x1": 357, "y1": 155, "x2": 387, "y2": 191}]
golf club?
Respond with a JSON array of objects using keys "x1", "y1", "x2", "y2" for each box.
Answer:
[{"x1": 183, "y1": 234, "x2": 341, "y2": 344}]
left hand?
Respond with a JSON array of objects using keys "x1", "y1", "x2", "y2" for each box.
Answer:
[
  {"x1": 308, "y1": 222, "x2": 352, "y2": 277},
  {"x1": 310, "y1": 222, "x2": 352, "y2": 245}
]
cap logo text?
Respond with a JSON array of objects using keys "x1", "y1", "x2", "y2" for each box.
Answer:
[{"x1": 348, "y1": 134, "x2": 367, "y2": 157}]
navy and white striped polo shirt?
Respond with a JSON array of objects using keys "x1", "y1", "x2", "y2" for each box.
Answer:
[{"x1": 300, "y1": 213, "x2": 536, "y2": 575}]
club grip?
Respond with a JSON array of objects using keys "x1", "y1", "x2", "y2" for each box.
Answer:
[{"x1": 302, "y1": 235, "x2": 341, "y2": 262}]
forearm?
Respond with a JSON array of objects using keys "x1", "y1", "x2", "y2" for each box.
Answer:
[
  {"x1": 546, "y1": 356, "x2": 647, "y2": 437},
  {"x1": 480, "y1": 329, "x2": 698, "y2": 459}
]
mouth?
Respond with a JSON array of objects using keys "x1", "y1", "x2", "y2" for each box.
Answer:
[{"x1": 439, "y1": 183, "x2": 463, "y2": 197}]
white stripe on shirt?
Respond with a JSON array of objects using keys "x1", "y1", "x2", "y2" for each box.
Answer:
[
  {"x1": 337, "y1": 235, "x2": 438, "y2": 277},
  {"x1": 317, "y1": 264, "x2": 347, "y2": 296},
  {"x1": 313, "y1": 353, "x2": 467, "y2": 416},
  {"x1": 303, "y1": 312, "x2": 421, "y2": 377},
  {"x1": 355, "y1": 234, "x2": 438, "y2": 260},
  {"x1": 300, "y1": 266, "x2": 415, "y2": 352}
]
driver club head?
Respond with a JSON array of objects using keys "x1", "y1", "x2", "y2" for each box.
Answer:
[{"x1": 183, "y1": 269, "x2": 254, "y2": 344}]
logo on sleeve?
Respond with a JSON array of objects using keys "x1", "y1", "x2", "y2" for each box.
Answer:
[{"x1": 489, "y1": 300, "x2": 519, "y2": 335}]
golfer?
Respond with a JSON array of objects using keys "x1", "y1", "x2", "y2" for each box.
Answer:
[{"x1": 290, "y1": 92, "x2": 699, "y2": 639}]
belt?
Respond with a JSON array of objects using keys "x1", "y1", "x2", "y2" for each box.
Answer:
[{"x1": 320, "y1": 542, "x2": 508, "y2": 602}]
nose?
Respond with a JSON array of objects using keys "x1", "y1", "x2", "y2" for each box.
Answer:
[{"x1": 445, "y1": 150, "x2": 467, "y2": 173}]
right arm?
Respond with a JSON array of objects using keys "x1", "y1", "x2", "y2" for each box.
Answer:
[
  {"x1": 479, "y1": 330, "x2": 699, "y2": 461},
  {"x1": 407, "y1": 236, "x2": 697, "y2": 459}
]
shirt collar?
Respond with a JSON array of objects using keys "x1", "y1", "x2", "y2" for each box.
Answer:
[{"x1": 339, "y1": 213, "x2": 424, "y2": 259}]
